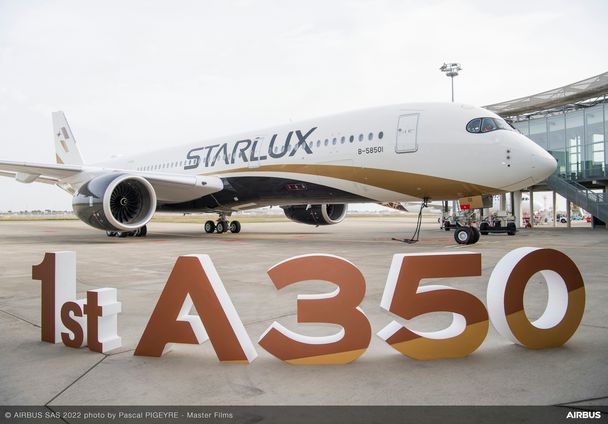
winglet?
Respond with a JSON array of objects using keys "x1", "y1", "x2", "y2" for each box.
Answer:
[{"x1": 53, "y1": 111, "x2": 84, "y2": 165}]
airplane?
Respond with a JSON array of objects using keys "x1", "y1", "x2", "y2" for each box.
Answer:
[{"x1": 0, "y1": 102, "x2": 557, "y2": 244}]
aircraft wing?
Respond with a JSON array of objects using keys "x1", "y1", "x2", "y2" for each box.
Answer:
[
  {"x1": 0, "y1": 160, "x2": 83, "y2": 182},
  {"x1": 0, "y1": 159, "x2": 223, "y2": 203}
]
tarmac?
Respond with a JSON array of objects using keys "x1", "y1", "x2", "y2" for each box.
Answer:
[{"x1": 0, "y1": 217, "x2": 607, "y2": 407}]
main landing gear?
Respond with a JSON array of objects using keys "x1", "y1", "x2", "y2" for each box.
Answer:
[
  {"x1": 204, "y1": 213, "x2": 241, "y2": 234},
  {"x1": 106, "y1": 225, "x2": 148, "y2": 238}
]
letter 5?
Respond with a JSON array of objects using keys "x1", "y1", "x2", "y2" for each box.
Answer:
[
  {"x1": 258, "y1": 254, "x2": 371, "y2": 364},
  {"x1": 377, "y1": 252, "x2": 488, "y2": 360}
]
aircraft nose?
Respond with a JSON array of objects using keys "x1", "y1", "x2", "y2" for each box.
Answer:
[{"x1": 531, "y1": 148, "x2": 557, "y2": 183}]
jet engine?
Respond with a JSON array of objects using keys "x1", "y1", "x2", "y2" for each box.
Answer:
[
  {"x1": 72, "y1": 174, "x2": 157, "y2": 231},
  {"x1": 281, "y1": 204, "x2": 347, "y2": 226}
]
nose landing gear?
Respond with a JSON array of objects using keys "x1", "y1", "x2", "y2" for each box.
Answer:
[{"x1": 454, "y1": 226, "x2": 480, "y2": 245}]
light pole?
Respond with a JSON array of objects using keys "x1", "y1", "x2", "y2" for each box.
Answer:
[{"x1": 439, "y1": 62, "x2": 462, "y2": 102}]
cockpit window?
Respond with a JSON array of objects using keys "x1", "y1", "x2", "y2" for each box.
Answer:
[
  {"x1": 481, "y1": 117, "x2": 497, "y2": 133},
  {"x1": 466, "y1": 118, "x2": 481, "y2": 133},
  {"x1": 494, "y1": 118, "x2": 512, "y2": 130},
  {"x1": 467, "y1": 117, "x2": 513, "y2": 134}
]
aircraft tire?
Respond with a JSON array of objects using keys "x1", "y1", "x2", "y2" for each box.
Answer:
[
  {"x1": 454, "y1": 227, "x2": 472, "y2": 245},
  {"x1": 229, "y1": 220, "x2": 241, "y2": 233},
  {"x1": 470, "y1": 226, "x2": 480, "y2": 244},
  {"x1": 204, "y1": 220, "x2": 216, "y2": 234},
  {"x1": 216, "y1": 221, "x2": 227, "y2": 233},
  {"x1": 134, "y1": 225, "x2": 147, "y2": 237}
]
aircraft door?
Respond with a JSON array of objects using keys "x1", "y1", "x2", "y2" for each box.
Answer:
[{"x1": 396, "y1": 113, "x2": 419, "y2": 153}]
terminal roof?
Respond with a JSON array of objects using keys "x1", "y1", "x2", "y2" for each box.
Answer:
[{"x1": 485, "y1": 71, "x2": 608, "y2": 117}]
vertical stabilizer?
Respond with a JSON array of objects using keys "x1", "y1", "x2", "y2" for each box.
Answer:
[{"x1": 53, "y1": 111, "x2": 84, "y2": 165}]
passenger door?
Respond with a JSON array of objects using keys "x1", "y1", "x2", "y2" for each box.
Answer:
[{"x1": 396, "y1": 113, "x2": 419, "y2": 153}]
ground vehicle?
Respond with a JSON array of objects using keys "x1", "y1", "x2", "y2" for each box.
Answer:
[{"x1": 479, "y1": 211, "x2": 517, "y2": 236}]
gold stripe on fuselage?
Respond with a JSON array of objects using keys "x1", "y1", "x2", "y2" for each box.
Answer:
[{"x1": 205, "y1": 164, "x2": 502, "y2": 200}]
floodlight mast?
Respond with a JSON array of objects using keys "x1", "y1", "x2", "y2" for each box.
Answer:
[{"x1": 439, "y1": 62, "x2": 462, "y2": 102}]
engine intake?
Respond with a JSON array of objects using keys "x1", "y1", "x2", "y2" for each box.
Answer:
[
  {"x1": 72, "y1": 174, "x2": 157, "y2": 231},
  {"x1": 281, "y1": 204, "x2": 347, "y2": 226}
]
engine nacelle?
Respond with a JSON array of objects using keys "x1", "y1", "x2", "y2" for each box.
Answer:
[
  {"x1": 72, "y1": 174, "x2": 157, "y2": 231},
  {"x1": 281, "y1": 204, "x2": 348, "y2": 226}
]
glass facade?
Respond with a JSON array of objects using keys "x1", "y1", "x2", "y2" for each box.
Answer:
[{"x1": 517, "y1": 103, "x2": 607, "y2": 181}]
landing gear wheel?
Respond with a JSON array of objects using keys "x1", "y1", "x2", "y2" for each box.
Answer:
[
  {"x1": 106, "y1": 231, "x2": 117, "y2": 237},
  {"x1": 134, "y1": 225, "x2": 147, "y2": 237},
  {"x1": 444, "y1": 222, "x2": 451, "y2": 231},
  {"x1": 454, "y1": 227, "x2": 473, "y2": 245},
  {"x1": 470, "y1": 226, "x2": 480, "y2": 244},
  {"x1": 204, "y1": 220, "x2": 216, "y2": 234},
  {"x1": 216, "y1": 221, "x2": 227, "y2": 233},
  {"x1": 229, "y1": 220, "x2": 241, "y2": 233}
]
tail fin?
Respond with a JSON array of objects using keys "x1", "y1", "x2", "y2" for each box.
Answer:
[{"x1": 53, "y1": 111, "x2": 84, "y2": 165}]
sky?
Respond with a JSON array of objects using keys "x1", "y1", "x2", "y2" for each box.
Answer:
[{"x1": 1, "y1": 0, "x2": 607, "y2": 211}]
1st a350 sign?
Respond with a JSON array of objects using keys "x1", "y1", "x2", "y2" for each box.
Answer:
[{"x1": 31, "y1": 247, "x2": 585, "y2": 363}]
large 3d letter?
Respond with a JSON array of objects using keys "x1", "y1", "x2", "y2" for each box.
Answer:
[
  {"x1": 258, "y1": 254, "x2": 371, "y2": 364},
  {"x1": 487, "y1": 247, "x2": 585, "y2": 349},
  {"x1": 84, "y1": 289, "x2": 122, "y2": 353},
  {"x1": 134, "y1": 255, "x2": 257, "y2": 362},
  {"x1": 377, "y1": 252, "x2": 489, "y2": 360},
  {"x1": 32, "y1": 252, "x2": 76, "y2": 343},
  {"x1": 61, "y1": 300, "x2": 87, "y2": 348}
]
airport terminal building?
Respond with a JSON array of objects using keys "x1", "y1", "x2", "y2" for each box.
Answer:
[{"x1": 485, "y1": 71, "x2": 608, "y2": 228}]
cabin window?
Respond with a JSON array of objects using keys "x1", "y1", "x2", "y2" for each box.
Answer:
[
  {"x1": 332, "y1": 138, "x2": 337, "y2": 145},
  {"x1": 368, "y1": 132, "x2": 373, "y2": 141},
  {"x1": 341, "y1": 136, "x2": 345, "y2": 144},
  {"x1": 349, "y1": 135, "x2": 354, "y2": 143},
  {"x1": 324, "y1": 139, "x2": 329, "y2": 146},
  {"x1": 378, "y1": 131, "x2": 384, "y2": 139},
  {"x1": 358, "y1": 134, "x2": 364, "y2": 142}
]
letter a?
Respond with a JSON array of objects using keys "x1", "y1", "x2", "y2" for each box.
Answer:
[{"x1": 134, "y1": 255, "x2": 257, "y2": 363}]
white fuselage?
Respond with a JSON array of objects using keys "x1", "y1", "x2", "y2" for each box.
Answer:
[{"x1": 90, "y1": 102, "x2": 556, "y2": 210}]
